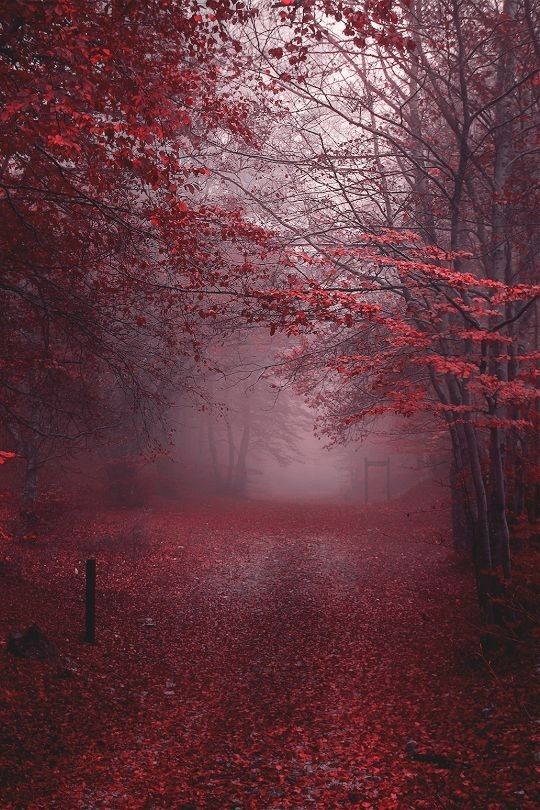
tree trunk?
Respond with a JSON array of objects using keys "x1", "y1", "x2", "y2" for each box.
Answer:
[
  {"x1": 225, "y1": 417, "x2": 236, "y2": 492},
  {"x1": 489, "y1": 426, "x2": 512, "y2": 579},
  {"x1": 448, "y1": 425, "x2": 475, "y2": 551},
  {"x1": 207, "y1": 416, "x2": 222, "y2": 491},
  {"x1": 233, "y1": 404, "x2": 251, "y2": 497},
  {"x1": 450, "y1": 461, "x2": 473, "y2": 551},
  {"x1": 18, "y1": 443, "x2": 40, "y2": 536},
  {"x1": 23, "y1": 460, "x2": 39, "y2": 508}
]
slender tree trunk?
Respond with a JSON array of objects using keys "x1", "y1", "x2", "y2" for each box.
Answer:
[
  {"x1": 485, "y1": 0, "x2": 517, "y2": 582},
  {"x1": 22, "y1": 458, "x2": 39, "y2": 508},
  {"x1": 448, "y1": 425, "x2": 475, "y2": 551},
  {"x1": 490, "y1": 426, "x2": 512, "y2": 578},
  {"x1": 207, "y1": 416, "x2": 222, "y2": 491},
  {"x1": 450, "y1": 460, "x2": 473, "y2": 551},
  {"x1": 17, "y1": 442, "x2": 40, "y2": 537},
  {"x1": 465, "y1": 427, "x2": 491, "y2": 569},
  {"x1": 233, "y1": 403, "x2": 251, "y2": 497},
  {"x1": 225, "y1": 417, "x2": 236, "y2": 491}
]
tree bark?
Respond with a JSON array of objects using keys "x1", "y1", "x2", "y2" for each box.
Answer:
[
  {"x1": 490, "y1": 426, "x2": 512, "y2": 578},
  {"x1": 233, "y1": 403, "x2": 251, "y2": 497},
  {"x1": 207, "y1": 416, "x2": 222, "y2": 491}
]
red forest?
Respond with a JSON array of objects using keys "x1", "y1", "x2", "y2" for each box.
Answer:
[{"x1": 0, "y1": 1, "x2": 538, "y2": 807}]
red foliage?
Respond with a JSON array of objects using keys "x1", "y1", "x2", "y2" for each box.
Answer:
[
  {"x1": 0, "y1": 490, "x2": 536, "y2": 807},
  {"x1": 0, "y1": 0, "x2": 263, "y2": 472}
]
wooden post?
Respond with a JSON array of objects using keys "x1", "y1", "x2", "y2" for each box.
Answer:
[{"x1": 84, "y1": 558, "x2": 96, "y2": 643}]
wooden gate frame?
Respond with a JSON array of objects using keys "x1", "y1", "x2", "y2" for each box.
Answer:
[{"x1": 364, "y1": 458, "x2": 390, "y2": 504}]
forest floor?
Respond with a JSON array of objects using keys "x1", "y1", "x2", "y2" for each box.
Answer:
[{"x1": 0, "y1": 483, "x2": 537, "y2": 809}]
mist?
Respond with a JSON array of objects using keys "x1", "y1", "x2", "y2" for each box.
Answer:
[{"x1": 1, "y1": 1, "x2": 536, "y2": 806}]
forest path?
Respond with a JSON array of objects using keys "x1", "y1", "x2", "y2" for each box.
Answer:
[{"x1": 1, "y1": 490, "x2": 535, "y2": 808}]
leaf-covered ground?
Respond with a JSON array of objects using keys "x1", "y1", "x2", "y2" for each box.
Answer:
[{"x1": 0, "y1": 486, "x2": 537, "y2": 808}]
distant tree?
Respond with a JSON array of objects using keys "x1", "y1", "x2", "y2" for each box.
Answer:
[
  {"x1": 0, "y1": 0, "x2": 259, "y2": 514},
  {"x1": 200, "y1": 331, "x2": 308, "y2": 497}
]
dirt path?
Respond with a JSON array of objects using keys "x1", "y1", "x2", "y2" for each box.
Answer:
[{"x1": 0, "y1": 493, "x2": 536, "y2": 808}]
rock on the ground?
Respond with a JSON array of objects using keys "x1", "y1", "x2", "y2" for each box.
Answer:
[{"x1": 6, "y1": 624, "x2": 57, "y2": 660}]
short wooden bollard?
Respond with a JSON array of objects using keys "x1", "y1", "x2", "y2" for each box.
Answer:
[{"x1": 84, "y1": 558, "x2": 96, "y2": 643}]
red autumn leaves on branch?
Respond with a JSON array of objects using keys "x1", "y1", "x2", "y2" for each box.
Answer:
[
  {"x1": 0, "y1": 2, "x2": 538, "y2": 807},
  {"x1": 1, "y1": 2, "x2": 538, "y2": 610}
]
